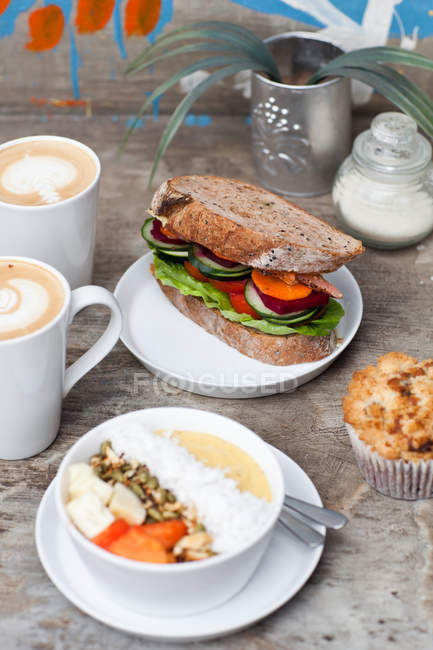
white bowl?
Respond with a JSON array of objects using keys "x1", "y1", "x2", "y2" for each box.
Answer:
[{"x1": 55, "y1": 407, "x2": 284, "y2": 617}]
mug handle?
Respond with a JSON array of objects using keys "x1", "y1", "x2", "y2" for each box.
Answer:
[{"x1": 63, "y1": 286, "x2": 122, "y2": 398}]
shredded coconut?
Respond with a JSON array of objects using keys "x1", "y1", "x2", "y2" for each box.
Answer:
[{"x1": 108, "y1": 420, "x2": 273, "y2": 554}]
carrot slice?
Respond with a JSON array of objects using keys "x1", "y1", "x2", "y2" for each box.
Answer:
[
  {"x1": 140, "y1": 520, "x2": 188, "y2": 550},
  {"x1": 184, "y1": 260, "x2": 208, "y2": 282},
  {"x1": 251, "y1": 269, "x2": 312, "y2": 301},
  {"x1": 213, "y1": 251, "x2": 235, "y2": 262},
  {"x1": 108, "y1": 528, "x2": 173, "y2": 563},
  {"x1": 160, "y1": 225, "x2": 181, "y2": 239},
  {"x1": 91, "y1": 519, "x2": 130, "y2": 550}
]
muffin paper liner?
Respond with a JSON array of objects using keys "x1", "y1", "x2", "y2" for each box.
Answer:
[{"x1": 346, "y1": 424, "x2": 433, "y2": 500}]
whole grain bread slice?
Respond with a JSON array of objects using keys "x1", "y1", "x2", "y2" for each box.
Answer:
[
  {"x1": 157, "y1": 279, "x2": 336, "y2": 366},
  {"x1": 151, "y1": 175, "x2": 363, "y2": 273}
]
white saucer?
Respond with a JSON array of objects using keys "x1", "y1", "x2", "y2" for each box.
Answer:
[
  {"x1": 114, "y1": 253, "x2": 363, "y2": 398},
  {"x1": 35, "y1": 446, "x2": 324, "y2": 643}
]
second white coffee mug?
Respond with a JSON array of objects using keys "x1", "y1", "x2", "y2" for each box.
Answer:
[
  {"x1": 0, "y1": 256, "x2": 122, "y2": 460},
  {"x1": 0, "y1": 135, "x2": 101, "y2": 290}
]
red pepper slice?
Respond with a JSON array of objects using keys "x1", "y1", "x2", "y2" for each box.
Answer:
[
  {"x1": 209, "y1": 277, "x2": 248, "y2": 294},
  {"x1": 230, "y1": 293, "x2": 261, "y2": 319}
]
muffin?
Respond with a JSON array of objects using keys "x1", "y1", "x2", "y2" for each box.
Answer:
[{"x1": 342, "y1": 352, "x2": 433, "y2": 499}]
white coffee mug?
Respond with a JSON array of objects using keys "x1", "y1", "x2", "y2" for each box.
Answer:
[
  {"x1": 0, "y1": 257, "x2": 122, "y2": 460},
  {"x1": 0, "y1": 135, "x2": 101, "y2": 290}
]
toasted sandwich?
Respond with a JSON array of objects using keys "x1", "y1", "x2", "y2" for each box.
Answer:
[{"x1": 142, "y1": 175, "x2": 363, "y2": 366}]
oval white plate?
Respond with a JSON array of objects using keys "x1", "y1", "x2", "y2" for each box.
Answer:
[
  {"x1": 114, "y1": 253, "x2": 362, "y2": 398},
  {"x1": 35, "y1": 445, "x2": 324, "y2": 643}
]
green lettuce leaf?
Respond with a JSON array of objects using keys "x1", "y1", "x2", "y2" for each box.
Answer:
[{"x1": 153, "y1": 253, "x2": 344, "y2": 337}]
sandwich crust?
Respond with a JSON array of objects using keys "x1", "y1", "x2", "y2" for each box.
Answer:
[
  {"x1": 151, "y1": 175, "x2": 363, "y2": 274},
  {"x1": 156, "y1": 279, "x2": 337, "y2": 366}
]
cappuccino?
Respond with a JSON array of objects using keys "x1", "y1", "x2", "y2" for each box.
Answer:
[
  {"x1": 0, "y1": 260, "x2": 65, "y2": 340},
  {"x1": 0, "y1": 139, "x2": 97, "y2": 206}
]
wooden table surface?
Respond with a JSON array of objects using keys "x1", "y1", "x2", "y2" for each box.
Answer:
[{"x1": 1, "y1": 113, "x2": 433, "y2": 650}]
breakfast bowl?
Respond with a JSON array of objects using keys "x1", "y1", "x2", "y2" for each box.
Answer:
[{"x1": 54, "y1": 407, "x2": 284, "y2": 617}]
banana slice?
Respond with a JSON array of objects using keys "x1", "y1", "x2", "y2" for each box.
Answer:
[
  {"x1": 67, "y1": 492, "x2": 115, "y2": 539},
  {"x1": 68, "y1": 462, "x2": 113, "y2": 504},
  {"x1": 108, "y1": 482, "x2": 146, "y2": 525}
]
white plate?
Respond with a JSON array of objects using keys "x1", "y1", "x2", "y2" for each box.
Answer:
[
  {"x1": 114, "y1": 253, "x2": 362, "y2": 398},
  {"x1": 35, "y1": 446, "x2": 324, "y2": 643}
]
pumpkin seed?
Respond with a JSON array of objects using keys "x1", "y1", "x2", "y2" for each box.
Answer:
[
  {"x1": 129, "y1": 482, "x2": 146, "y2": 500},
  {"x1": 162, "y1": 511, "x2": 178, "y2": 520},
  {"x1": 153, "y1": 488, "x2": 166, "y2": 505},
  {"x1": 166, "y1": 492, "x2": 176, "y2": 503},
  {"x1": 111, "y1": 469, "x2": 124, "y2": 483},
  {"x1": 147, "y1": 507, "x2": 163, "y2": 521},
  {"x1": 147, "y1": 476, "x2": 158, "y2": 490},
  {"x1": 137, "y1": 470, "x2": 149, "y2": 484},
  {"x1": 100, "y1": 440, "x2": 112, "y2": 456}
]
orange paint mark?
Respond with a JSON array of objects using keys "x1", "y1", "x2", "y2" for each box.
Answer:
[
  {"x1": 30, "y1": 96, "x2": 87, "y2": 107},
  {"x1": 0, "y1": 0, "x2": 11, "y2": 16},
  {"x1": 25, "y1": 5, "x2": 64, "y2": 52},
  {"x1": 125, "y1": 0, "x2": 161, "y2": 37},
  {"x1": 75, "y1": 0, "x2": 115, "y2": 34}
]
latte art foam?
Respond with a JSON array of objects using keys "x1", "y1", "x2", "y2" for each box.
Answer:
[
  {"x1": 0, "y1": 261, "x2": 65, "y2": 340},
  {"x1": 0, "y1": 287, "x2": 18, "y2": 313},
  {"x1": 0, "y1": 279, "x2": 49, "y2": 335},
  {"x1": 2, "y1": 154, "x2": 78, "y2": 204},
  {"x1": 0, "y1": 140, "x2": 97, "y2": 206}
]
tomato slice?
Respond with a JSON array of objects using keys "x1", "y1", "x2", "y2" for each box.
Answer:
[
  {"x1": 184, "y1": 260, "x2": 208, "y2": 282},
  {"x1": 230, "y1": 293, "x2": 261, "y2": 319},
  {"x1": 209, "y1": 277, "x2": 248, "y2": 294}
]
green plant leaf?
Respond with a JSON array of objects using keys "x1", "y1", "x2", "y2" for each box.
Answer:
[
  {"x1": 127, "y1": 21, "x2": 281, "y2": 82},
  {"x1": 163, "y1": 21, "x2": 282, "y2": 81},
  {"x1": 350, "y1": 65, "x2": 433, "y2": 136},
  {"x1": 366, "y1": 63, "x2": 433, "y2": 120},
  {"x1": 146, "y1": 21, "x2": 271, "y2": 50},
  {"x1": 311, "y1": 63, "x2": 433, "y2": 139},
  {"x1": 127, "y1": 29, "x2": 256, "y2": 67},
  {"x1": 127, "y1": 29, "x2": 278, "y2": 81},
  {"x1": 121, "y1": 55, "x2": 260, "y2": 149},
  {"x1": 308, "y1": 46, "x2": 433, "y2": 84},
  {"x1": 148, "y1": 60, "x2": 270, "y2": 187},
  {"x1": 126, "y1": 42, "x2": 251, "y2": 77},
  {"x1": 337, "y1": 61, "x2": 433, "y2": 122}
]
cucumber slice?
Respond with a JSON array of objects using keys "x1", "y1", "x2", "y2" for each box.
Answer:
[
  {"x1": 188, "y1": 244, "x2": 251, "y2": 279},
  {"x1": 244, "y1": 280, "x2": 317, "y2": 322},
  {"x1": 264, "y1": 308, "x2": 319, "y2": 324},
  {"x1": 154, "y1": 250, "x2": 188, "y2": 263},
  {"x1": 161, "y1": 250, "x2": 189, "y2": 257},
  {"x1": 141, "y1": 218, "x2": 189, "y2": 252}
]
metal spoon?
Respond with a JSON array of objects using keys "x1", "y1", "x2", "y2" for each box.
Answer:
[
  {"x1": 278, "y1": 510, "x2": 325, "y2": 548},
  {"x1": 284, "y1": 495, "x2": 347, "y2": 530}
]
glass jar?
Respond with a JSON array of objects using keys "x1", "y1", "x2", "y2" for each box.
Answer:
[{"x1": 332, "y1": 112, "x2": 433, "y2": 249}]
